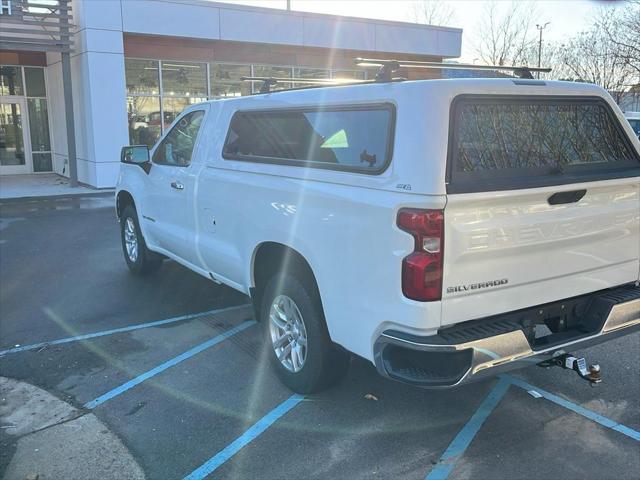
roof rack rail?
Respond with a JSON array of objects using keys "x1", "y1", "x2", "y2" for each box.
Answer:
[
  {"x1": 241, "y1": 76, "x2": 279, "y2": 93},
  {"x1": 240, "y1": 76, "x2": 368, "y2": 93},
  {"x1": 355, "y1": 58, "x2": 552, "y2": 80}
]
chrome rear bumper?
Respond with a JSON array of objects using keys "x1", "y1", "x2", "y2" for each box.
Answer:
[{"x1": 373, "y1": 287, "x2": 640, "y2": 388}]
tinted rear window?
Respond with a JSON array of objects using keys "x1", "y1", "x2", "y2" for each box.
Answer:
[
  {"x1": 448, "y1": 96, "x2": 640, "y2": 193},
  {"x1": 223, "y1": 105, "x2": 394, "y2": 173}
]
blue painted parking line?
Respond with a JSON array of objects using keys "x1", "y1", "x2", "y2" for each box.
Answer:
[
  {"x1": 183, "y1": 394, "x2": 305, "y2": 480},
  {"x1": 84, "y1": 320, "x2": 256, "y2": 409},
  {"x1": 425, "y1": 377, "x2": 512, "y2": 480},
  {"x1": 0, "y1": 304, "x2": 250, "y2": 356},
  {"x1": 426, "y1": 373, "x2": 640, "y2": 480},
  {"x1": 506, "y1": 375, "x2": 640, "y2": 442}
]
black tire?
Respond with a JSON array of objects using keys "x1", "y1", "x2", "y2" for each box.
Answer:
[
  {"x1": 261, "y1": 272, "x2": 349, "y2": 393},
  {"x1": 120, "y1": 205, "x2": 162, "y2": 275}
]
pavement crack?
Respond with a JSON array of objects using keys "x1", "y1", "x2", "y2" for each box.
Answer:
[{"x1": 18, "y1": 410, "x2": 89, "y2": 439}]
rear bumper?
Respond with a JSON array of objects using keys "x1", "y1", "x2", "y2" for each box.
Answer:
[{"x1": 373, "y1": 284, "x2": 640, "y2": 388}]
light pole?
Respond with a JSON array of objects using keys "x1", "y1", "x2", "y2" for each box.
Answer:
[
  {"x1": 536, "y1": 22, "x2": 550, "y2": 79},
  {"x1": 286, "y1": 0, "x2": 291, "y2": 10}
]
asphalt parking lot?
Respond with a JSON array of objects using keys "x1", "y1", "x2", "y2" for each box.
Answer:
[{"x1": 1, "y1": 194, "x2": 639, "y2": 480}]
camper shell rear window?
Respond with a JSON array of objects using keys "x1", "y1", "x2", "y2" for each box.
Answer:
[
  {"x1": 222, "y1": 104, "x2": 395, "y2": 174},
  {"x1": 447, "y1": 95, "x2": 640, "y2": 193}
]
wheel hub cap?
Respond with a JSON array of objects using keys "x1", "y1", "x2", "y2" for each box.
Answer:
[
  {"x1": 124, "y1": 217, "x2": 138, "y2": 262},
  {"x1": 269, "y1": 295, "x2": 308, "y2": 373}
]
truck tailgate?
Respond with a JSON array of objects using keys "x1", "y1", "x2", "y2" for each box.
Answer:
[{"x1": 441, "y1": 179, "x2": 640, "y2": 326}]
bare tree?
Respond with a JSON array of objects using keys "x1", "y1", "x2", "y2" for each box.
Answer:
[
  {"x1": 473, "y1": 1, "x2": 538, "y2": 66},
  {"x1": 411, "y1": 0, "x2": 456, "y2": 27},
  {"x1": 600, "y1": 0, "x2": 640, "y2": 78},
  {"x1": 557, "y1": 8, "x2": 636, "y2": 101},
  {"x1": 468, "y1": 0, "x2": 638, "y2": 99}
]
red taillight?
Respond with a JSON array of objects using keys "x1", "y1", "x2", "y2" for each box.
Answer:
[{"x1": 397, "y1": 209, "x2": 444, "y2": 301}]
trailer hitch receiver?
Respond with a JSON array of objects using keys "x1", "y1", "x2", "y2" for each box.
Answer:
[{"x1": 539, "y1": 354, "x2": 602, "y2": 386}]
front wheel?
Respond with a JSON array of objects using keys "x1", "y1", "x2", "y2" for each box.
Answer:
[
  {"x1": 261, "y1": 273, "x2": 349, "y2": 393},
  {"x1": 120, "y1": 205, "x2": 162, "y2": 275}
]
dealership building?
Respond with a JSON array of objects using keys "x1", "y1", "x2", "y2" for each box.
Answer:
[{"x1": 0, "y1": 0, "x2": 462, "y2": 188}]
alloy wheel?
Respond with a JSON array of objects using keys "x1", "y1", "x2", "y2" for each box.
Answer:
[
  {"x1": 124, "y1": 217, "x2": 139, "y2": 263},
  {"x1": 269, "y1": 294, "x2": 308, "y2": 373}
]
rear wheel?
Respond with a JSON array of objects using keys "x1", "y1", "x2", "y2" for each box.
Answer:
[
  {"x1": 261, "y1": 272, "x2": 349, "y2": 393},
  {"x1": 120, "y1": 205, "x2": 162, "y2": 275}
]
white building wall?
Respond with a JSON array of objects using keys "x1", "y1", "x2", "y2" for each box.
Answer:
[
  {"x1": 45, "y1": 0, "x2": 128, "y2": 188},
  {"x1": 46, "y1": 51, "x2": 97, "y2": 185},
  {"x1": 121, "y1": 0, "x2": 462, "y2": 58},
  {"x1": 44, "y1": 55, "x2": 67, "y2": 177}
]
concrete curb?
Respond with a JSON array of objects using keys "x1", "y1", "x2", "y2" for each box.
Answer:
[
  {"x1": 0, "y1": 377, "x2": 145, "y2": 480},
  {"x1": 0, "y1": 191, "x2": 114, "y2": 204}
]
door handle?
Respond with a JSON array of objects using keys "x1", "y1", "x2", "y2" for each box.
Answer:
[
  {"x1": 170, "y1": 181, "x2": 184, "y2": 191},
  {"x1": 547, "y1": 189, "x2": 586, "y2": 205}
]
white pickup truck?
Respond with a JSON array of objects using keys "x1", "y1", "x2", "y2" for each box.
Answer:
[{"x1": 116, "y1": 72, "x2": 640, "y2": 393}]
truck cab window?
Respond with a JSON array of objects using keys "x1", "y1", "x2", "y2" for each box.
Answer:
[{"x1": 152, "y1": 110, "x2": 204, "y2": 166}]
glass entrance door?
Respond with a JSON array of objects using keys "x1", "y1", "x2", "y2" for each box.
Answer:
[{"x1": 0, "y1": 97, "x2": 31, "y2": 175}]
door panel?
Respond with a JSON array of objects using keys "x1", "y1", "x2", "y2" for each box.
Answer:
[
  {"x1": 143, "y1": 163, "x2": 200, "y2": 264},
  {"x1": 0, "y1": 98, "x2": 31, "y2": 175},
  {"x1": 139, "y1": 108, "x2": 208, "y2": 266}
]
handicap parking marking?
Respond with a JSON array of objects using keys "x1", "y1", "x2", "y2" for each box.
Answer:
[
  {"x1": 426, "y1": 374, "x2": 640, "y2": 480},
  {"x1": 182, "y1": 394, "x2": 305, "y2": 480},
  {"x1": 0, "y1": 304, "x2": 251, "y2": 357},
  {"x1": 84, "y1": 320, "x2": 257, "y2": 409}
]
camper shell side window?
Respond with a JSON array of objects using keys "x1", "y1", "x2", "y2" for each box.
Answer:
[{"x1": 222, "y1": 103, "x2": 396, "y2": 175}]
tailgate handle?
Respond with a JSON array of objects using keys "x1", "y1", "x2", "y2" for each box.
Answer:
[{"x1": 547, "y1": 189, "x2": 587, "y2": 205}]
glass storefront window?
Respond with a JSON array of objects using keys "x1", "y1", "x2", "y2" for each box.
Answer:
[
  {"x1": 252, "y1": 65, "x2": 292, "y2": 92},
  {"x1": 127, "y1": 95, "x2": 162, "y2": 148},
  {"x1": 210, "y1": 63, "x2": 251, "y2": 98},
  {"x1": 125, "y1": 59, "x2": 160, "y2": 95},
  {"x1": 0, "y1": 102, "x2": 25, "y2": 166},
  {"x1": 331, "y1": 69, "x2": 366, "y2": 81},
  {"x1": 32, "y1": 152, "x2": 52, "y2": 172},
  {"x1": 162, "y1": 97, "x2": 207, "y2": 130},
  {"x1": 27, "y1": 98, "x2": 51, "y2": 152},
  {"x1": 293, "y1": 68, "x2": 330, "y2": 89},
  {"x1": 211, "y1": 81, "x2": 252, "y2": 98},
  {"x1": 124, "y1": 57, "x2": 365, "y2": 147},
  {"x1": 294, "y1": 68, "x2": 329, "y2": 80},
  {"x1": 1, "y1": 67, "x2": 52, "y2": 172},
  {"x1": 24, "y1": 68, "x2": 46, "y2": 97},
  {"x1": 161, "y1": 61, "x2": 207, "y2": 98},
  {"x1": 0, "y1": 66, "x2": 24, "y2": 96}
]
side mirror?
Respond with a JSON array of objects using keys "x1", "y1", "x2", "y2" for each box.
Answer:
[{"x1": 121, "y1": 145, "x2": 151, "y2": 173}]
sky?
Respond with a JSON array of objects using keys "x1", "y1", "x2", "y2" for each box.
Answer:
[{"x1": 214, "y1": 0, "x2": 628, "y2": 62}]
